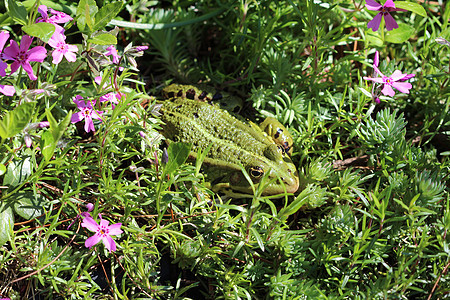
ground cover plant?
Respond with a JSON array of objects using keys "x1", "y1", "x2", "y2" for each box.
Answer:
[{"x1": 0, "y1": 0, "x2": 449, "y2": 298}]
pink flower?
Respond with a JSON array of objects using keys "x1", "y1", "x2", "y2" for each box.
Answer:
[
  {"x1": 366, "y1": 0, "x2": 406, "y2": 31},
  {"x1": 36, "y1": 5, "x2": 73, "y2": 24},
  {"x1": 364, "y1": 58, "x2": 415, "y2": 97},
  {"x1": 105, "y1": 45, "x2": 120, "y2": 64},
  {"x1": 82, "y1": 214, "x2": 122, "y2": 252},
  {"x1": 94, "y1": 76, "x2": 123, "y2": 108},
  {"x1": 0, "y1": 31, "x2": 10, "y2": 76},
  {"x1": 48, "y1": 28, "x2": 78, "y2": 64},
  {"x1": 3, "y1": 35, "x2": 47, "y2": 80},
  {"x1": 0, "y1": 85, "x2": 15, "y2": 96},
  {"x1": 70, "y1": 95, "x2": 103, "y2": 133}
]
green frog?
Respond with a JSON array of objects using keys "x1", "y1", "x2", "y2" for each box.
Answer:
[
  {"x1": 158, "y1": 86, "x2": 299, "y2": 197},
  {"x1": 162, "y1": 84, "x2": 294, "y2": 156}
]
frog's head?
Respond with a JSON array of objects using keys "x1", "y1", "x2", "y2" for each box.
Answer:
[
  {"x1": 260, "y1": 117, "x2": 294, "y2": 156},
  {"x1": 212, "y1": 146, "x2": 299, "y2": 197}
]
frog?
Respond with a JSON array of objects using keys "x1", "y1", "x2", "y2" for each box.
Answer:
[
  {"x1": 158, "y1": 96, "x2": 299, "y2": 197},
  {"x1": 162, "y1": 83, "x2": 244, "y2": 114},
  {"x1": 162, "y1": 84, "x2": 295, "y2": 156}
]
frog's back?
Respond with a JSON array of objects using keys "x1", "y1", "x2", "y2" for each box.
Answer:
[{"x1": 160, "y1": 98, "x2": 272, "y2": 163}]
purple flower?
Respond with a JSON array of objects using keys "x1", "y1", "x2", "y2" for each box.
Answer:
[
  {"x1": 36, "y1": 5, "x2": 73, "y2": 24},
  {"x1": 3, "y1": 35, "x2": 47, "y2": 80},
  {"x1": 105, "y1": 45, "x2": 120, "y2": 64},
  {"x1": 0, "y1": 85, "x2": 14, "y2": 96},
  {"x1": 81, "y1": 214, "x2": 122, "y2": 252},
  {"x1": 366, "y1": 0, "x2": 406, "y2": 31},
  {"x1": 48, "y1": 28, "x2": 78, "y2": 64},
  {"x1": 364, "y1": 65, "x2": 414, "y2": 97},
  {"x1": 94, "y1": 76, "x2": 123, "y2": 107},
  {"x1": 0, "y1": 31, "x2": 10, "y2": 76},
  {"x1": 70, "y1": 95, "x2": 103, "y2": 133}
]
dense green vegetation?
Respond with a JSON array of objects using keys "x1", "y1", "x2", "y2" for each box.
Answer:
[{"x1": 0, "y1": 0, "x2": 449, "y2": 298}]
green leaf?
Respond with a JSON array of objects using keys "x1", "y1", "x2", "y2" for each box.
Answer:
[
  {"x1": 93, "y1": 2, "x2": 123, "y2": 31},
  {"x1": 3, "y1": 157, "x2": 32, "y2": 187},
  {"x1": 163, "y1": 142, "x2": 192, "y2": 176},
  {"x1": 0, "y1": 204, "x2": 13, "y2": 247},
  {"x1": 366, "y1": 29, "x2": 383, "y2": 47},
  {"x1": 41, "y1": 130, "x2": 56, "y2": 162},
  {"x1": 395, "y1": 1, "x2": 427, "y2": 18},
  {"x1": 0, "y1": 102, "x2": 35, "y2": 139},
  {"x1": 12, "y1": 191, "x2": 45, "y2": 220},
  {"x1": 76, "y1": 0, "x2": 98, "y2": 32},
  {"x1": 22, "y1": 23, "x2": 55, "y2": 43},
  {"x1": 385, "y1": 23, "x2": 415, "y2": 44},
  {"x1": 46, "y1": 109, "x2": 72, "y2": 143},
  {"x1": 87, "y1": 33, "x2": 117, "y2": 45},
  {"x1": 6, "y1": 0, "x2": 27, "y2": 25},
  {"x1": 0, "y1": 164, "x2": 5, "y2": 175}
]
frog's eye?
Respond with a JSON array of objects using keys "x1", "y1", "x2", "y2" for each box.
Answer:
[
  {"x1": 249, "y1": 166, "x2": 264, "y2": 178},
  {"x1": 277, "y1": 145, "x2": 286, "y2": 154}
]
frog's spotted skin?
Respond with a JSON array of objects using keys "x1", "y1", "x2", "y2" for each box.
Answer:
[
  {"x1": 159, "y1": 97, "x2": 299, "y2": 197},
  {"x1": 163, "y1": 84, "x2": 295, "y2": 156},
  {"x1": 162, "y1": 84, "x2": 243, "y2": 113}
]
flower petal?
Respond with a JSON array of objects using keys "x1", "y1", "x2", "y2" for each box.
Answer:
[
  {"x1": 383, "y1": 0, "x2": 396, "y2": 9},
  {"x1": 392, "y1": 81, "x2": 412, "y2": 94},
  {"x1": 28, "y1": 46, "x2": 47, "y2": 62},
  {"x1": 22, "y1": 62, "x2": 37, "y2": 80},
  {"x1": 400, "y1": 73, "x2": 415, "y2": 81},
  {"x1": 381, "y1": 84, "x2": 395, "y2": 96},
  {"x1": 85, "y1": 234, "x2": 101, "y2": 249},
  {"x1": 102, "y1": 235, "x2": 116, "y2": 252},
  {"x1": 19, "y1": 35, "x2": 33, "y2": 53},
  {"x1": 99, "y1": 218, "x2": 110, "y2": 228},
  {"x1": 3, "y1": 40, "x2": 19, "y2": 60},
  {"x1": 38, "y1": 5, "x2": 49, "y2": 19},
  {"x1": 373, "y1": 51, "x2": 379, "y2": 67},
  {"x1": 64, "y1": 51, "x2": 77, "y2": 62},
  {"x1": 9, "y1": 61, "x2": 19, "y2": 75},
  {"x1": 52, "y1": 50, "x2": 63, "y2": 64},
  {"x1": 0, "y1": 61, "x2": 7, "y2": 77},
  {"x1": 0, "y1": 31, "x2": 10, "y2": 52},
  {"x1": 91, "y1": 110, "x2": 104, "y2": 121},
  {"x1": 384, "y1": 13, "x2": 399, "y2": 31},
  {"x1": 81, "y1": 216, "x2": 99, "y2": 232},
  {"x1": 367, "y1": 13, "x2": 382, "y2": 32},
  {"x1": 390, "y1": 70, "x2": 406, "y2": 81},
  {"x1": 108, "y1": 223, "x2": 123, "y2": 236},
  {"x1": 365, "y1": 0, "x2": 382, "y2": 11},
  {"x1": 0, "y1": 85, "x2": 15, "y2": 96},
  {"x1": 364, "y1": 76, "x2": 384, "y2": 84},
  {"x1": 84, "y1": 117, "x2": 94, "y2": 133},
  {"x1": 71, "y1": 112, "x2": 84, "y2": 123}
]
